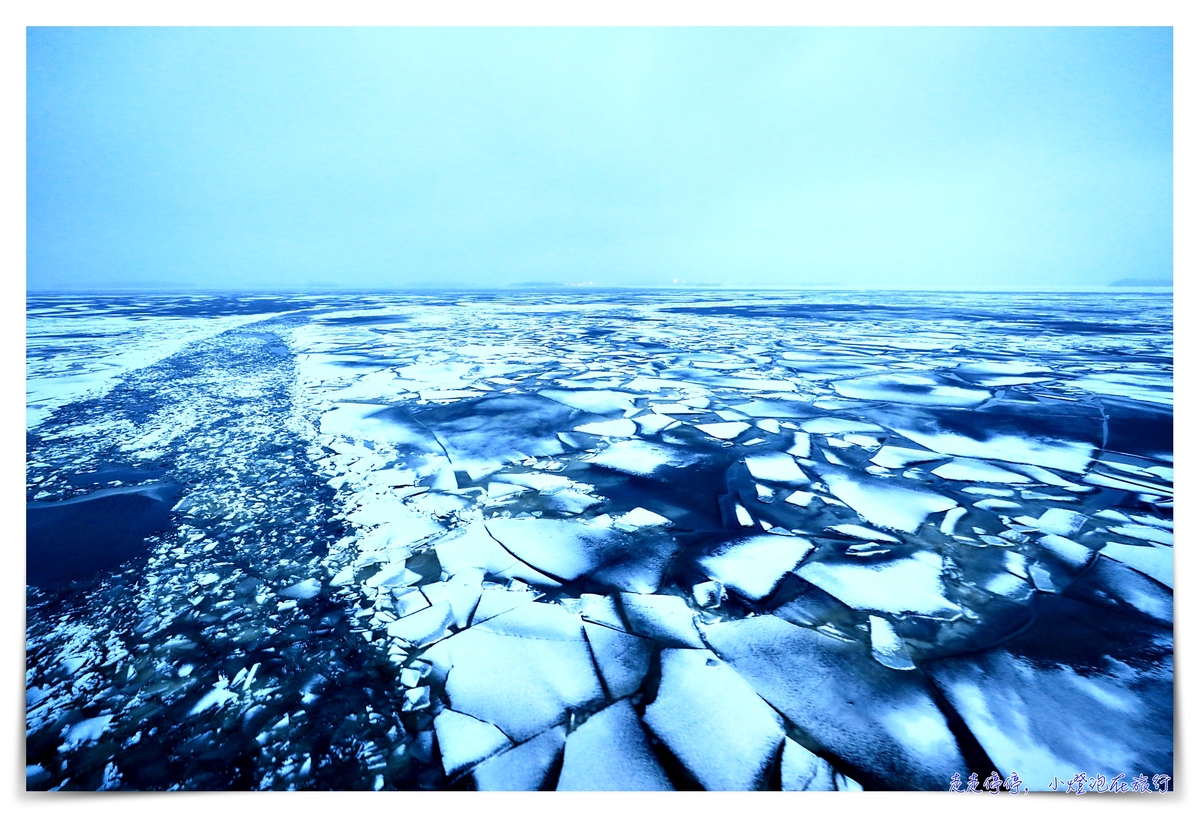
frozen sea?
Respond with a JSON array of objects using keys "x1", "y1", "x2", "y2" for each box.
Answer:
[{"x1": 25, "y1": 289, "x2": 1173, "y2": 791}]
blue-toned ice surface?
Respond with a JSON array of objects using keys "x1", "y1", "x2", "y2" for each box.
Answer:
[{"x1": 25, "y1": 290, "x2": 1173, "y2": 791}]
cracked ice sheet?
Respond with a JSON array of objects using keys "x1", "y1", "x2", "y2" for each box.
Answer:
[
  {"x1": 798, "y1": 550, "x2": 961, "y2": 618},
  {"x1": 644, "y1": 649, "x2": 784, "y2": 790},
  {"x1": 557, "y1": 699, "x2": 673, "y2": 791},
  {"x1": 926, "y1": 595, "x2": 1173, "y2": 789},
  {"x1": 485, "y1": 517, "x2": 678, "y2": 592},
  {"x1": 421, "y1": 602, "x2": 604, "y2": 742},
  {"x1": 703, "y1": 614, "x2": 969, "y2": 790},
  {"x1": 817, "y1": 466, "x2": 957, "y2": 533}
]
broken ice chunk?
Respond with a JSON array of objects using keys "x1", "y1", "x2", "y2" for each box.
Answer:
[
  {"x1": 697, "y1": 535, "x2": 816, "y2": 601},
  {"x1": 695, "y1": 421, "x2": 751, "y2": 440},
  {"x1": 580, "y1": 593, "x2": 624, "y2": 630},
  {"x1": 1099, "y1": 542, "x2": 1173, "y2": 588},
  {"x1": 798, "y1": 551, "x2": 961, "y2": 618},
  {"x1": 926, "y1": 595, "x2": 1172, "y2": 791},
  {"x1": 486, "y1": 517, "x2": 678, "y2": 592},
  {"x1": 423, "y1": 603, "x2": 605, "y2": 741},
  {"x1": 1034, "y1": 508, "x2": 1088, "y2": 537},
  {"x1": 703, "y1": 615, "x2": 969, "y2": 790},
  {"x1": 734, "y1": 503, "x2": 755, "y2": 527},
  {"x1": 939, "y1": 507, "x2": 966, "y2": 536},
  {"x1": 619, "y1": 593, "x2": 704, "y2": 648},
  {"x1": 801, "y1": 418, "x2": 884, "y2": 435},
  {"x1": 1108, "y1": 524, "x2": 1173, "y2": 546},
  {"x1": 818, "y1": 467, "x2": 957, "y2": 533},
  {"x1": 279, "y1": 578, "x2": 322, "y2": 600},
  {"x1": 539, "y1": 389, "x2": 636, "y2": 414},
  {"x1": 834, "y1": 373, "x2": 991, "y2": 407},
  {"x1": 574, "y1": 418, "x2": 637, "y2": 437},
  {"x1": 869, "y1": 615, "x2": 916, "y2": 671},
  {"x1": 584, "y1": 438, "x2": 706, "y2": 477},
  {"x1": 557, "y1": 700, "x2": 673, "y2": 791},
  {"x1": 614, "y1": 507, "x2": 672, "y2": 528},
  {"x1": 869, "y1": 446, "x2": 945, "y2": 470},
  {"x1": 784, "y1": 490, "x2": 815, "y2": 507},
  {"x1": 632, "y1": 413, "x2": 676, "y2": 434},
  {"x1": 780, "y1": 737, "x2": 837, "y2": 791},
  {"x1": 744, "y1": 451, "x2": 807, "y2": 484},
  {"x1": 972, "y1": 498, "x2": 1021, "y2": 511},
  {"x1": 644, "y1": 649, "x2": 785, "y2": 790},
  {"x1": 786, "y1": 432, "x2": 812, "y2": 458},
  {"x1": 386, "y1": 601, "x2": 455, "y2": 647},
  {"x1": 826, "y1": 525, "x2": 900, "y2": 544},
  {"x1": 583, "y1": 621, "x2": 653, "y2": 699},
  {"x1": 420, "y1": 568, "x2": 484, "y2": 628},
  {"x1": 434, "y1": 709, "x2": 513, "y2": 778},
  {"x1": 931, "y1": 458, "x2": 1031, "y2": 484},
  {"x1": 472, "y1": 726, "x2": 567, "y2": 791},
  {"x1": 692, "y1": 580, "x2": 725, "y2": 608}
]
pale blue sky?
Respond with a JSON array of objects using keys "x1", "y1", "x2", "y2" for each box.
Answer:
[{"x1": 27, "y1": 26, "x2": 1172, "y2": 291}]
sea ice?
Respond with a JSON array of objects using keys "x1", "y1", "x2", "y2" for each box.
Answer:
[
  {"x1": 574, "y1": 419, "x2": 637, "y2": 437},
  {"x1": 744, "y1": 451, "x2": 807, "y2": 484},
  {"x1": 798, "y1": 550, "x2": 960, "y2": 618},
  {"x1": 926, "y1": 595, "x2": 1172, "y2": 790},
  {"x1": 583, "y1": 622, "x2": 653, "y2": 699},
  {"x1": 584, "y1": 439, "x2": 706, "y2": 478},
  {"x1": 472, "y1": 726, "x2": 566, "y2": 791},
  {"x1": 424, "y1": 603, "x2": 605, "y2": 741},
  {"x1": 703, "y1": 615, "x2": 969, "y2": 790},
  {"x1": 834, "y1": 373, "x2": 991, "y2": 407},
  {"x1": 556, "y1": 700, "x2": 673, "y2": 791},
  {"x1": 697, "y1": 535, "x2": 816, "y2": 601},
  {"x1": 818, "y1": 467, "x2": 957, "y2": 533},
  {"x1": 695, "y1": 421, "x2": 751, "y2": 440},
  {"x1": 930, "y1": 458, "x2": 1031, "y2": 484},
  {"x1": 618, "y1": 593, "x2": 704, "y2": 648},
  {"x1": 433, "y1": 709, "x2": 512, "y2": 778},
  {"x1": 1099, "y1": 542, "x2": 1173, "y2": 588},
  {"x1": 644, "y1": 649, "x2": 785, "y2": 790}
]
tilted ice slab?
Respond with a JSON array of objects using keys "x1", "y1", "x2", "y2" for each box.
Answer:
[
  {"x1": 584, "y1": 439, "x2": 707, "y2": 478},
  {"x1": 703, "y1": 615, "x2": 969, "y2": 790},
  {"x1": 485, "y1": 517, "x2": 678, "y2": 593},
  {"x1": 1099, "y1": 542, "x2": 1173, "y2": 589},
  {"x1": 817, "y1": 466, "x2": 957, "y2": 533},
  {"x1": 833, "y1": 373, "x2": 992, "y2": 408},
  {"x1": 574, "y1": 418, "x2": 637, "y2": 437},
  {"x1": 422, "y1": 602, "x2": 605, "y2": 742},
  {"x1": 798, "y1": 550, "x2": 961, "y2": 618},
  {"x1": 926, "y1": 595, "x2": 1173, "y2": 790},
  {"x1": 869, "y1": 446, "x2": 945, "y2": 470},
  {"x1": 556, "y1": 699, "x2": 673, "y2": 791},
  {"x1": 697, "y1": 535, "x2": 816, "y2": 601},
  {"x1": 930, "y1": 458, "x2": 1032, "y2": 484},
  {"x1": 644, "y1": 649, "x2": 785, "y2": 791}
]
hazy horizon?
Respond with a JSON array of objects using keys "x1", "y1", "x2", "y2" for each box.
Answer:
[{"x1": 28, "y1": 27, "x2": 1172, "y2": 292}]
